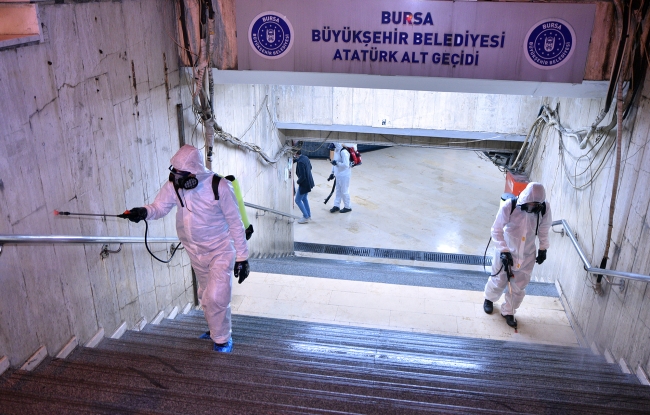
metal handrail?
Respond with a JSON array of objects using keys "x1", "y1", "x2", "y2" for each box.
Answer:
[
  {"x1": 0, "y1": 202, "x2": 298, "y2": 256},
  {"x1": 553, "y1": 219, "x2": 650, "y2": 285},
  {"x1": 0, "y1": 234, "x2": 181, "y2": 258},
  {"x1": 244, "y1": 202, "x2": 301, "y2": 220},
  {"x1": 0, "y1": 235, "x2": 179, "y2": 244}
]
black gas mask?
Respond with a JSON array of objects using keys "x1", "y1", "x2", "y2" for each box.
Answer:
[
  {"x1": 168, "y1": 165, "x2": 198, "y2": 190},
  {"x1": 521, "y1": 201, "x2": 545, "y2": 214}
]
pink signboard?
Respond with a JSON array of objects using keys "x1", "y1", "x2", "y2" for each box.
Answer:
[{"x1": 236, "y1": 0, "x2": 596, "y2": 83}]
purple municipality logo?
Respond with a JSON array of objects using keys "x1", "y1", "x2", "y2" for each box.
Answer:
[
  {"x1": 524, "y1": 18, "x2": 576, "y2": 70},
  {"x1": 249, "y1": 11, "x2": 294, "y2": 59}
]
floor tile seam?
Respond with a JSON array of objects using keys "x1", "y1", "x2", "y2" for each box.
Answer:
[
  {"x1": 257, "y1": 273, "x2": 560, "y2": 304},
  {"x1": 240, "y1": 277, "x2": 564, "y2": 311},
  {"x1": 234, "y1": 296, "x2": 573, "y2": 332}
]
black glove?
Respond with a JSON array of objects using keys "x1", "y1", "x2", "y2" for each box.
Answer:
[
  {"x1": 118, "y1": 207, "x2": 148, "y2": 223},
  {"x1": 234, "y1": 260, "x2": 250, "y2": 284},
  {"x1": 536, "y1": 249, "x2": 547, "y2": 264},
  {"x1": 500, "y1": 252, "x2": 513, "y2": 267},
  {"x1": 331, "y1": 160, "x2": 337, "y2": 166},
  {"x1": 327, "y1": 173, "x2": 335, "y2": 181},
  {"x1": 245, "y1": 224, "x2": 254, "y2": 241}
]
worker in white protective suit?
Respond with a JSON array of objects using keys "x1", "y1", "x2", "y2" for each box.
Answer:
[
  {"x1": 122, "y1": 145, "x2": 249, "y2": 353},
  {"x1": 483, "y1": 182, "x2": 552, "y2": 328},
  {"x1": 327, "y1": 143, "x2": 352, "y2": 213}
]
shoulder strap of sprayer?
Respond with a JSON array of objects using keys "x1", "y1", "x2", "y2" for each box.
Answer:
[
  {"x1": 212, "y1": 174, "x2": 224, "y2": 200},
  {"x1": 212, "y1": 174, "x2": 239, "y2": 200}
]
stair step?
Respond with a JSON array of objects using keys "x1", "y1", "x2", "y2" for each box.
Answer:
[
  {"x1": 0, "y1": 369, "x2": 501, "y2": 415},
  {"x1": 2, "y1": 308, "x2": 648, "y2": 413},
  {"x1": 0, "y1": 388, "x2": 161, "y2": 415},
  {"x1": 52, "y1": 347, "x2": 650, "y2": 413},
  {"x1": 138, "y1": 320, "x2": 631, "y2": 383}
]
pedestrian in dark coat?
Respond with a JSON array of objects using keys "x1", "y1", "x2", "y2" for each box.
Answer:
[{"x1": 294, "y1": 150, "x2": 315, "y2": 223}]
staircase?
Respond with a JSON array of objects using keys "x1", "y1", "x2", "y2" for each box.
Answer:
[{"x1": 1, "y1": 311, "x2": 649, "y2": 414}]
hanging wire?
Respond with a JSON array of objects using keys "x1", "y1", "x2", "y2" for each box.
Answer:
[
  {"x1": 510, "y1": 104, "x2": 619, "y2": 191},
  {"x1": 210, "y1": 94, "x2": 298, "y2": 164}
]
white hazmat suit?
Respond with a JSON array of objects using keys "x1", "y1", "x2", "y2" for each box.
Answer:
[
  {"x1": 484, "y1": 182, "x2": 552, "y2": 316},
  {"x1": 331, "y1": 143, "x2": 352, "y2": 210},
  {"x1": 144, "y1": 145, "x2": 249, "y2": 344}
]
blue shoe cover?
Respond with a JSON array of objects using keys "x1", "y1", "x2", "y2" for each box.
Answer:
[
  {"x1": 199, "y1": 331, "x2": 211, "y2": 340},
  {"x1": 213, "y1": 338, "x2": 233, "y2": 353}
]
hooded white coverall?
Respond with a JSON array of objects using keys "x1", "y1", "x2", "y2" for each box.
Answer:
[
  {"x1": 484, "y1": 182, "x2": 552, "y2": 316},
  {"x1": 331, "y1": 143, "x2": 352, "y2": 209},
  {"x1": 144, "y1": 145, "x2": 248, "y2": 344}
]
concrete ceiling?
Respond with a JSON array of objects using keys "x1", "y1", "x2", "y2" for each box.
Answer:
[{"x1": 214, "y1": 70, "x2": 609, "y2": 98}]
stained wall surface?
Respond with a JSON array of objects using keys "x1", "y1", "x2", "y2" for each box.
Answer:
[
  {"x1": 529, "y1": 70, "x2": 650, "y2": 378},
  {"x1": 0, "y1": 0, "x2": 293, "y2": 368},
  {"x1": 196, "y1": 80, "x2": 295, "y2": 258},
  {"x1": 242, "y1": 79, "x2": 650, "y2": 380}
]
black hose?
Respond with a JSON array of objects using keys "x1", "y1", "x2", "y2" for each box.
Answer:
[
  {"x1": 483, "y1": 236, "x2": 504, "y2": 277},
  {"x1": 143, "y1": 219, "x2": 182, "y2": 263},
  {"x1": 324, "y1": 177, "x2": 336, "y2": 204}
]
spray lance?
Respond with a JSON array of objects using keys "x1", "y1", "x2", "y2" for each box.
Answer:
[{"x1": 54, "y1": 210, "x2": 182, "y2": 263}]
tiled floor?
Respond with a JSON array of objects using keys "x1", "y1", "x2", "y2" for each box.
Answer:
[
  {"x1": 294, "y1": 146, "x2": 505, "y2": 256},
  {"x1": 232, "y1": 271, "x2": 579, "y2": 347},
  {"x1": 234, "y1": 147, "x2": 579, "y2": 348}
]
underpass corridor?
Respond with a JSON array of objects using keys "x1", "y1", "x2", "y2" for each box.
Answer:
[{"x1": 233, "y1": 146, "x2": 579, "y2": 347}]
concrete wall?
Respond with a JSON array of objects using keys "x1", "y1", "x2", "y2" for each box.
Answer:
[
  {"x1": 274, "y1": 86, "x2": 545, "y2": 135},
  {"x1": 0, "y1": 1, "x2": 293, "y2": 368},
  {"x1": 188, "y1": 79, "x2": 294, "y2": 258},
  {"x1": 529, "y1": 71, "x2": 650, "y2": 378},
  {"x1": 260, "y1": 80, "x2": 650, "y2": 378}
]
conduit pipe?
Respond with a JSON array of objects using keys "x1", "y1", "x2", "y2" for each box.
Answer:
[
  {"x1": 597, "y1": 72, "x2": 626, "y2": 288},
  {"x1": 580, "y1": 0, "x2": 628, "y2": 149},
  {"x1": 597, "y1": 0, "x2": 633, "y2": 288}
]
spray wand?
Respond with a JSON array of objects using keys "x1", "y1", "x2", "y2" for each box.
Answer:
[{"x1": 54, "y1": 210, "x2": 124, "y2": 218}]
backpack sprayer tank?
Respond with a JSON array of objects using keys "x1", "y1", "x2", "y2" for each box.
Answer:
[{"x1": 501, "y1": 170, "x2": 529, "y2": 208}]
